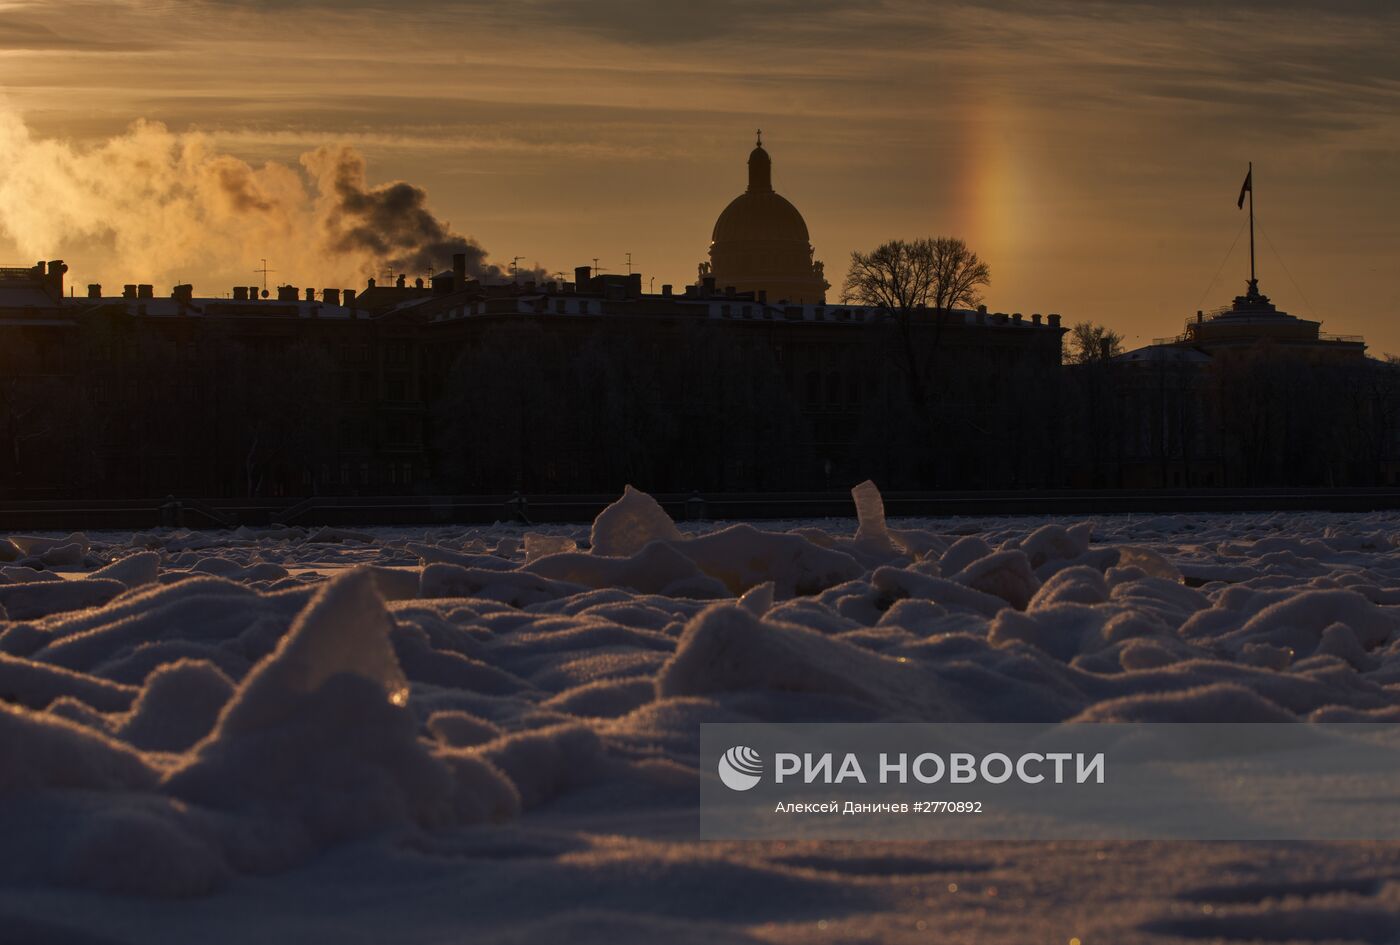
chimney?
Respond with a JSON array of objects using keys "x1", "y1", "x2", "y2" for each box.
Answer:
[
  {"x1": 1012, "y1": 312, "x2": 1023, "y2": 324},
  {"x1": 702, "y1": 276, "x2": 716, "y2": 295},
  {"x1": 172, "y1": 284, "x2": 194, "y2": 302},
  {"x1": 414, "y1": 276, "x2": 424, "y2": 289},
  {"x1": 661, "y1": 284, "x2": 673, "y2": 297},
  {"x1": 304, "y1": 287, "x2": 315, "y2": 302},
  {"x1": 757, "y1": 289, "x2": 767, "y2": 304},
  {"x1": 46, "y1": 259, "x2": 67, "y2": 297},
  {"x1": 137, "y1": 284, "x2": 154, "y2": 299},
  {"x1": 453, "y1": 252, "x2": 467, "y2": 288},
  {"x1": 628, "y1": 273, "x2": 642, "y2": 298},
  {"x1": 1048, "y1": 313, "x2": 1061, "y2": 328},
  {"x1": 249, "y1": 286, "x2": 260, "y2": 300},
  {"x1": 367, "y1": 277, "x2": 376, "y2": 288},
  {"x1": 277, "y1": 285, "x2": 298, "y2": 302},
  {"x1": 122, "y1": 284, "x2": 137, "y2": 299},
  {"x1": 233, "y1": 286, "x2": 249, "y2": 301},
  {"x1": 322, "y1": 288, "x2": 340, "y2": 306},
  {"x1": 87, "y1": 284, "x2": 101, "y2": 299},
  {"x1": 574, "y1": 265, "x2": 592, "y2": 289},
  {"x1": 396, "y1": 274, "x2": 406, "y2": 288},
  {"x1": 724, "y1": 285, "x2": 736, "y2": 297},
  {"x1": 1032, "y1": 313, "x2": 1042, "y2": 325},
  {"x1": 343, "y1": 288, "x2": 356, "y2": 307}
]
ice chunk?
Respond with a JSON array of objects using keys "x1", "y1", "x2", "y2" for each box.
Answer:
[
  {"x1": 32, "y1": 577, "x2": 286, "y2": 674},
  {"x1": 163, "y1": 570, "x2": 469, "y2": 865},
  {"x1": 670, "y1": 524, "x2": 864, "y2": 599},
  {"x1": 475, "y1": 723, "x2": 608, "y2": 809},
  {"x1": 590, "y1": 485, "x2": 683, "y2": 557},
  {"x1": 871, "y1": 566, "x2": 1007, "y2": 618},
  {"x1": 940, "y1": 535, "x2": 993, "y2": 575},
  {"x1": 420, "y1": 563, "x2": 584, "y2": 607},
  {"x1": 213, "y1": 568, "x2": 408, "y2": 736},
  {"x1": 525, "y1": 542, "x2": 727, "y2": 598},
  {"x1": 1115, "y1": 546, "x2": 1182, "y2": 582},
  {"x1": 1029, "y1": 566, "x2": 1109, "y2": 608},
  {"x1": 8, "y1": 533, "x2": 90, "y2": 559},
  {"x1": 1009, "y1": 523, "x2": 1092, "y2": 568},
  {"x1": 0, "y1": 652, "x2": 136, "y2": 712},
  {"x1": 738, "y1": 581, "x2": 775, "y2": 616},
  {"x1": 0, "y1": 701, "x2": 157, "y2": 793},
  {"x1": 408, "y1": 542, "x2": 516, "y2": 571},
  {"x1": 948, "y1": 550, "x2": 1040, "y2": 610},
  {"x1": 40, "y1": 542, "x2": 88, "y2": 567},
  {"x1": 851, "y1": 480, "x2": 897, "y2": 555},
  {"x1": 1222, "y1": 588, "x2": 1398, "y2": 656},
  {"x1": 525, "y1": 533, "x2": 579, "y2": 563},
  {"x1": 0, "y1": 578, "x2": 128, "y2": 621},
  {"x1": 117, "y1": 659, "x2": 235, "y2": 751},
  {"x1": 88, "y1": 551, "x2": 159, "y2": 590},
  {"x1": 657, "y1": 603, "x2": 960, "y2": 718},
  {"x1": 989, "y1": 604, "x2": 1108, "y2": 661}
]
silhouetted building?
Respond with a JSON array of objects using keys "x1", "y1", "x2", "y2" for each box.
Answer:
[
  {"x1": 701, "y1": 135, "x2": 828, "y2": 304},
  {"x1": 1072, "y1": 275, "x2": 1384, "y2": 489},
  {"x1": 1144, "y1": 279, "x2": 1365, "y2": 359},
  {"x1": 1, "y1": 258, "x2": 1066, "y2": 499}
]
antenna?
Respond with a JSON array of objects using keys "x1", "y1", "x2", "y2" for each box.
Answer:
[
  {"x1": 254, "y1": 258, "x2": 276, "y2": 293},
  {"x1": 511, "y1": 256, "x2": 522, "y2": 282},
  {"x1": 592, "y1": 258, "x2": 600, "y2": 278},
  {"x1": 626, "y1": 252, "x2": 633, "y2": 275}
]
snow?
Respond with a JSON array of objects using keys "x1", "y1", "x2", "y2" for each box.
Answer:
[{"x1": 2, "y1": 486, "x2": 1400, "y2": 940}]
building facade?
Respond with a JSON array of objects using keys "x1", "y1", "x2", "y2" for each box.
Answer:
[{"x1": 0, "y1": 257, "x2": 1066, "y2": 499}]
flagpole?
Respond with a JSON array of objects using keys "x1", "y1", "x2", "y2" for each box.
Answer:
[{"x1": 1248, "y1": 161, "x2": 1256, "y2": 290}]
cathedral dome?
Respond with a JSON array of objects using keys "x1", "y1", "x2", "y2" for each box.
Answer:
[
  {"x1": 703, "y1": 135, "x2": 827, "y2": 304},
  {"x1": 711, "y1": 189, "x2": 810, "y2": 244},
  {"x1": 711, "y1": 143, "x2": 810, "y2": 243}
]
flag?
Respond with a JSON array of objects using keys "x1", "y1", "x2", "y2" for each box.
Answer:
[{"x1": 1237, "y1": 167, "x2": 1252, "y2": 209}]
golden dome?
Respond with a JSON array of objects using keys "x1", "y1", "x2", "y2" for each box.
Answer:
[
  {"x1": 704, "y1": 135, "x2": 827, "y2": 304},
  {"x1": 711, "y1": 189, "x2": 810, "y2": 244}
]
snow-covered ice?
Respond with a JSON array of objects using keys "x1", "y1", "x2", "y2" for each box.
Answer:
[{"x1": 2, "y1": 487, "x2": 1400, "y2": 942}]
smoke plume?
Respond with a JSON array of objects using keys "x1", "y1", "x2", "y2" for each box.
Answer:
[{"x1": 0, "y1": 109, "x2": 510, "y2": 292}]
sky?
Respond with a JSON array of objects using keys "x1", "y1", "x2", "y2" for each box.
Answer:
[{"x1": 1, "y1": 0, "x2": 1398, "y2": 352}]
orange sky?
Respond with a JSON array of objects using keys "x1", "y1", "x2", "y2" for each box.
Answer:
[{"x1": 1, "y1": 0, "x2": 1398, "y2": 352}]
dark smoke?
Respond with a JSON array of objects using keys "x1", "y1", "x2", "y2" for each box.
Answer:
[{"x1": 312, "y1": 146, "x2": 505, "y2": 281}]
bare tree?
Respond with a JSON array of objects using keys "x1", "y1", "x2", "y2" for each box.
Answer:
[
  {"x1": 841, "y1": 237, "x2": 989, "y2": 315},
  {"x1": 1066, "y1": 321, "x2": 1124, "y2": 364},
  {"x1": 841, "y1": 238, "x2": 989, "y2": 477}
]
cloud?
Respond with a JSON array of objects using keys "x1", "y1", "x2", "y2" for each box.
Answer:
[
  {"x1": 0, "y1": 11, "x2": 160, "y2": 51},
  {"x1": 0, "y1": 109, "x2": 513, "y2": 290}
]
